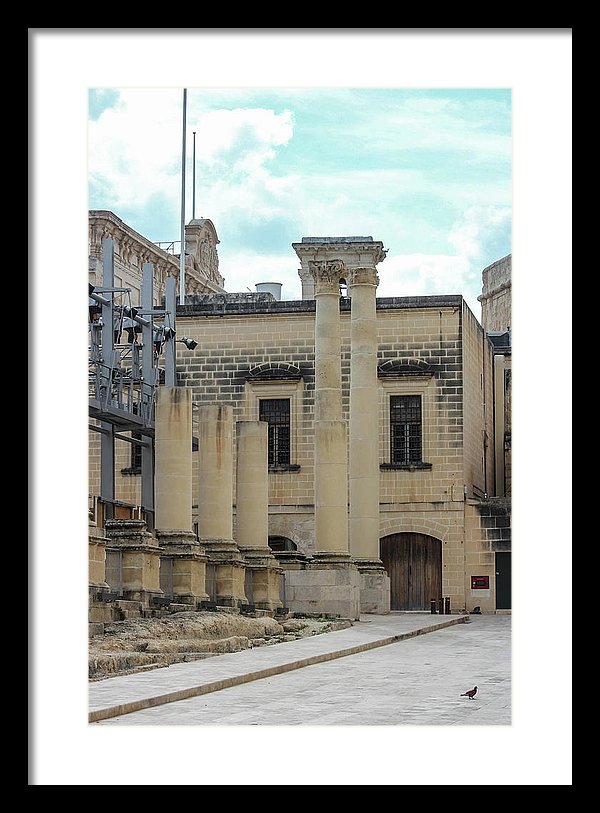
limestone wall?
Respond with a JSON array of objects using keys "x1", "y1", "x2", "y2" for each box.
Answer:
[
  {"x1": 461, "y1": 302, "x2": 495, "y2": 499},
  {"x1": 90, "y1": 295, "x2": 486, "y2": 541},
  {"x1": 478, "y1": 254, "x2": 511, "y2": 333},
  {"x1": 464, "y1": 498, "x2": 511, "y2": 613}
]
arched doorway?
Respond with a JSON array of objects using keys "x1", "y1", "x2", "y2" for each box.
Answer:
[{"x1": 380, "y1": 533, "x2": 442, "y2": 610}]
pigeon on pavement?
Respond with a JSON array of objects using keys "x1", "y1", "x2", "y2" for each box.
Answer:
[{"x1": 461, "y1": 686, "x2": 478, "y2": 699}]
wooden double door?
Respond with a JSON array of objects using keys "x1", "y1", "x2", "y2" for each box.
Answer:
[{"x1": 380, "y1": 533, "x2": 443, "y2": 611}]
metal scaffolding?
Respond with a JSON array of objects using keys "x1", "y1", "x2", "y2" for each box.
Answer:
[{"x1": 88, "y1": 237, "x2": 177, "y2": 529}]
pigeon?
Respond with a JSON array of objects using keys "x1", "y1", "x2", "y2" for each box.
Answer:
[{"x1": 461, "y1": 686, "x2": 478, "y2": 700}]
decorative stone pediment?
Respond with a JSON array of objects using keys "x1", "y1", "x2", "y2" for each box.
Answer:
[
  {"x1": 184, "y1": 219, "x2": 224, "y2": 287},
  {"x1": 377, "y1": 358, "x2": 433, "y2": 377},
  {"x1": 247, "y1": 362, "x2": 302, "y2": 381}
]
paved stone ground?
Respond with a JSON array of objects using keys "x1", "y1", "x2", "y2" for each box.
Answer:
[{"x1": 93, "y1": 613, "x2": 511, "y2": 726}]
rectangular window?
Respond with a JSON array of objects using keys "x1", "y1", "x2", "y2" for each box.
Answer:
[
  {"x1": 131, "y1": 431, "x2": 142, "y2": 470},
  {"x1": 259, "y1": 398, "x2": 291, "y2": 467},
  {"x1": 390, "y1": 395, "x2": 422, "y2": 464}
]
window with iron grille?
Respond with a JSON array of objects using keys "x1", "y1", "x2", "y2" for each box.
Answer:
[
  {"x1": 259, "y1": 398, "x2": 291, "y2": 467},
  {"x1": 390, "y1": 395, "x2": 422, "y2": 464}
]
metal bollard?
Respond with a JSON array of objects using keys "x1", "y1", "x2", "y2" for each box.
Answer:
[
  {"x1": 444, "y1": 596, "x2": 451, "y2": 614},
  {"x1": 430, "y1": 598, "x2": 437, "y2": 614}
]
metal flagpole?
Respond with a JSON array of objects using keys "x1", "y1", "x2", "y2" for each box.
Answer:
[
  {"x1": 179, "y1": 88, "x2": 187, "y2": 306},
  {"x1": 192, "y1": 131, "x2": 196, "y2": 220}
]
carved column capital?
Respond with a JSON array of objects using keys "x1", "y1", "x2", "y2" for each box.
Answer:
[
  {"x1": 308, "y1": 259, "x2": 346, "y2": 295},
  {"x1": 347, "y1": 266, "x2": 379, "y2": 288},
  {"x1": 298, "y1": 267, "x2": 313, "y2": 282}
]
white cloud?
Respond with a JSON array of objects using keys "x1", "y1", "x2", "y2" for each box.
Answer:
[
  {"x1": 448, "y1": 205, "x2": 511, "y2": 261},
  {"x1": 218, "y1": 201, "x2": 512, "y2": 319},
  {"x1": 378, "y1": 252, "x2": 467, "y2": 296},
  {"x1": 218, "y1": 250, "x2": 302, "y2": 301},
  {"x1": 89, "y1": 91, "x2": 295, "y2": 216},
  {"x1": 89, "y1": 91, "x2": 509, "y2": 319},
  {"x1": 376, "y1": 204, "x2": 512, "y2": 319},
  {"x1": 190, "y1": 107, "x2": 294, "y2": 169}
]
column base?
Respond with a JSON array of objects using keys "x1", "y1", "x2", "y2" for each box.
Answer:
[
  {"x1": 89, "y1": 523, "x2": 109, "y2": 589},
  {"x1": 283, "y1": 565, "x2": 361, "y2": 620},
  {"x1": 353, "y1": 557, "x2": 386, "y2": 573},
  {"x1": 310, "y1": 550, "x2": 357, "y2": 569},
  {"x1": 105, "y1": 519, "x2": 162, "y2": 598},
  {"x1": 240, "y1": 547, "x2": 283, "y2": 610},
  {"x1": 155, "y1": 529, "x2": 199, "y2": 549},
  {"x1": 271, "y1": 550, "x2": 310, "y2": 570}
]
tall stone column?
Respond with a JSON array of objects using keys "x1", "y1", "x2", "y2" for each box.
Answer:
[
  {"x1": 310, "y1": 259, "x2": 351, "y2": 562},
  {"x1": 235, "y1": 421, "x2": 282, "y2": 610},
  {"x1": 348, "y1": 267, "x2": 390, "y2": 613},
  {"x1": 197, "y1": 404, "x2": 247, "y2": 606},
  {"x1": 292, "y1": 236, "x2": 388, "y2": 617},
  {"x1": 155, "y1": 387, "x2": 208, "y2": 604},
  {"x1": 275, "y1": 259, "x2": 360, "y2": 620}
]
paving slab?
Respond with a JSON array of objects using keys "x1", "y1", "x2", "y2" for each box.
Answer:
[{"x1": 89, "y1": 612, "x2": 468, "y2": 722}]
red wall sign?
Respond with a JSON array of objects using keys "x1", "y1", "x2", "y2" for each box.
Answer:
[{"x1": 471, "y1": 576, "x2": 490, "y2": 589}]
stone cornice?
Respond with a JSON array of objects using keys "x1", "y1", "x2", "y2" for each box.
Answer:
[
  {"x1": 292, "y1": 238, "x2": 387, "y2": 270},
  {"x1": 477, "y1": 280, "x2": 511, "y2": 302},
  {"x1": 89, "y1": 211, "x2": 179, "y2": 268}
]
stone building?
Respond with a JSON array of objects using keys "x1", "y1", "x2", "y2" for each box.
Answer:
[
  {"x1": 89, "y1": 210, "x2": 225, "y2": 305},
  {"x1": 88, "y1": 213, "x2": 512, "y2": 623},
  {"x1": 475, "y1": 254, "x2": 512, "y2": 610}
]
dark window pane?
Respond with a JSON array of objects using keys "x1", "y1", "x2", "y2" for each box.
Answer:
[
  {"x1": 390, "y1": 395, "x2": 422, "y2": 464},
  {"x1": 259, "y1": 399, "x2": 291, "y2": 466},
  {"x1": 131, "y1": 431, "x2": 142, "y2": 469}
]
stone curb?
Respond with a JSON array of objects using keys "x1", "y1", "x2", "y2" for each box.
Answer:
[{"x1": 89, "y1": 616, "x2": 467, "y2": 723}]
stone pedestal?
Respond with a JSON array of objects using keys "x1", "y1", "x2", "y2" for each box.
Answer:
[
  {"x1": 198, "y1": 405, "x2": 247, "y2": 606},
  {"x1": 202, "y1": 540, "x2": 247, "y2": 606},
  {"x1": 104, "y1": 519, "x2": 162, "y2": 606},
  {"x1": 88, "y1": 521, "x2": 109, "y2": 590},
  {"x1": 284, "y1": 562, "x2": 361, "y2": 620},
  {"x1": 156, "y1": 530, "x2": 209, "y2": 605},
  {"x1": 358, "y1": 568, "x2": 391, "y2": 614},
  {"x1": 240, "y1": 547, "x2": 283, "y2": 610}
]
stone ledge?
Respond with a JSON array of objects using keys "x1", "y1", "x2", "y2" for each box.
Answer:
[{"x1": 380, "y1": 462, "x2": 433, "y2": 471}]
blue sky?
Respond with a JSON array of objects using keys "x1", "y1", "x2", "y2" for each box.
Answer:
[{"x1": 88, "y1": 87, "x2": 512, "y2": 318}]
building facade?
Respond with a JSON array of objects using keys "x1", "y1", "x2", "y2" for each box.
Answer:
[
  {"x1": 475, "y1": 253, "x2": 512, "y2": 610},
  {"x1": 88, "y1": 214, "x2": 512, "y2": 620},
  {"x1": 89, "y1": 210, "x2": 225, "y2": 306}
]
